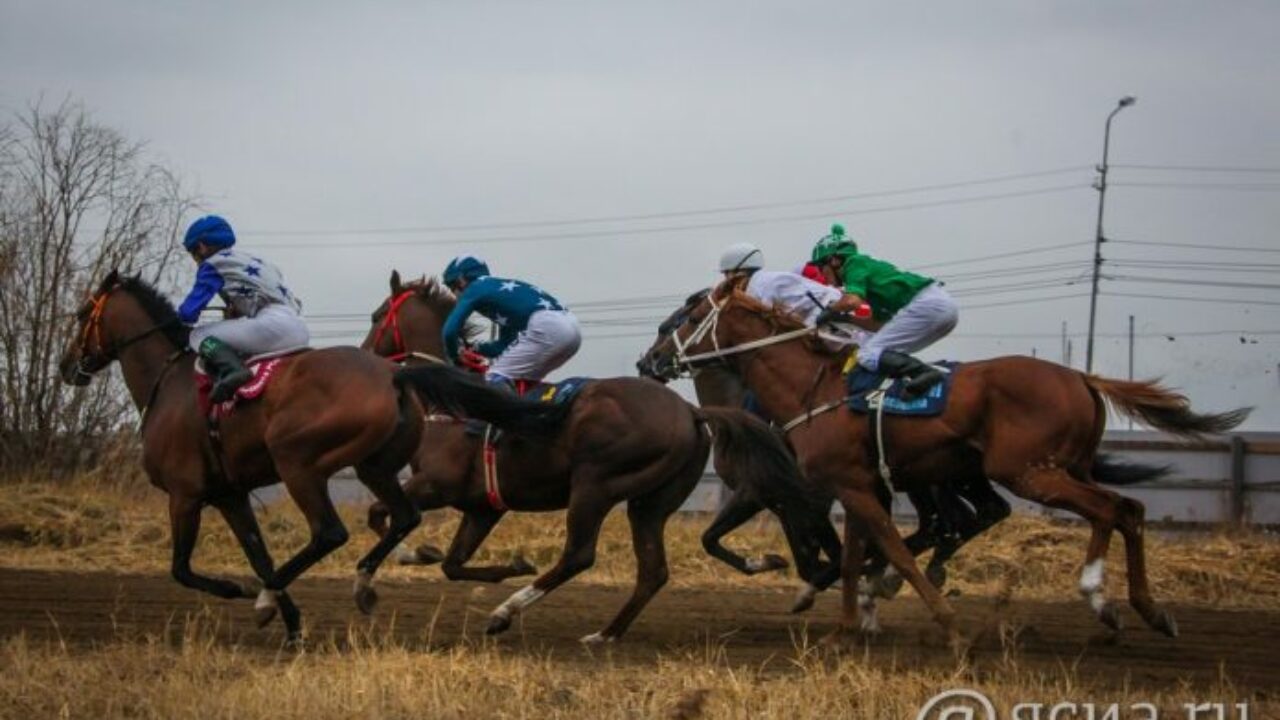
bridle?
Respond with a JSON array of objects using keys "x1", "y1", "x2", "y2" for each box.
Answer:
[
  {"x1": 73, "y1": 286, "x2": 178, "y2": 381},
  {"x1": 370, "y1": 289, "x2": 446, "y2": 366},
  {"x1": 669, "y1": 290, "x2": 840, "y2": 376}
]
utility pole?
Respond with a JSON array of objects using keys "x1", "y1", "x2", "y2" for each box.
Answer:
[
  {"x1": 1127, "y1": 314, "x2": 1135, "y2": 430},
  {"x1": 1086, "y1": 95, "x2": 1136, "y2": 373}
]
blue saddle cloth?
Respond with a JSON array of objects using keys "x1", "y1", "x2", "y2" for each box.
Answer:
[
  {"x1": 846, "y1": 362, "x2": 959, "y2": 417},
  {"x1": 517, "y1": 377, "x2": 591, "y2": 406}
]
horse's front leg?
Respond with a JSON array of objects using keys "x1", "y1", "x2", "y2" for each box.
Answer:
[
  {"x1": 440, "y1": 510, "x2": 536, "y2": 582},
  {"x1": 213, "y1": 493, "x2": 303, "y2": 641},
  {"x1": 167, "y1": 492, "x2": 255, "y2": 600},
  {"x1": 701, "y1": 491, "x2": 787, "y2": 575}
]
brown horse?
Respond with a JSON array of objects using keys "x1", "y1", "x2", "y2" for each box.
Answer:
[
  {"x1": 363, "y1": 272, "x2": 820, "y2": 591},
  {"x1": 363, "y1": 272, "x2": 808, "y2": 642},
  {"x1": 58, "y1": 271, "x2": 425, "y2": 642},
  {"x1": 645, "y1": 277, "x2": 1249, "y2": 640}
]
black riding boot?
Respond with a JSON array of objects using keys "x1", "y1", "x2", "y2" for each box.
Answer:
[
  {"x1": 876, "y1": 350, "x2": 944, "y2": 398},
  {"x1": 198, "y1": 337, "x2": 252, "y2": 403}
]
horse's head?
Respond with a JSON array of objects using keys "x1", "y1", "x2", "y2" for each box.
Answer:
[
  {"x1": 361, "y1": 270, "x2": 463, "y2": 363},
  {"x1": 640, "y1": 275, "x2": 782, "y2": 380},
  {"x1": 636, "y1": 288, "x2": 710, "y2": 382},
  {"x1": 58, "y1": 269, "x2": 188, "y2": 385}
]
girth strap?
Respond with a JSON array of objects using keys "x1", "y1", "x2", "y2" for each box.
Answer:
[{"x1": 482, "y1": 425, "x2": 507, "y2": 512}]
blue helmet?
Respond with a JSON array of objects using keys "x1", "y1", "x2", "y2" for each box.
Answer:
[
  {"x1": 183, "y1": 215, "x2": 236, "y2": 251},
  {"x1": 442, "y1": 255, "x2": 490, "y2": 286}
]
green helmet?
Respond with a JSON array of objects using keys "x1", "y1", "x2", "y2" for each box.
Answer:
[{"x1": 810, "y1": 223, "x2": 858, "y2": 263}]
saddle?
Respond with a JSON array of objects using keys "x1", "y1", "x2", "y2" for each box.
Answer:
[
  {"x1": 196, "y1": 349, "x2": 307, "y2": 419},
  {"x1": 845, "y1": 362, "x2": 958, "y2": 417}
]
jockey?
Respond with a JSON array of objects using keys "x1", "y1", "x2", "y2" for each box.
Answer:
[
  {"x1": 810, "y1": 223, "x2": 958, "y2": 396},
  {"x1": 177, "y1": 215, "x2": 308, "y2": 402},
  {"x1": 719, "y1": 242, "x2": 845, "y2": 327},
  {"x1": 441, "y1": 255, "x2": 581, "y2": 387}
]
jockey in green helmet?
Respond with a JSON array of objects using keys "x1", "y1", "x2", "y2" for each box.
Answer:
[{"x1": 810, "y1": 223, "x2": 958, "y2": 396}]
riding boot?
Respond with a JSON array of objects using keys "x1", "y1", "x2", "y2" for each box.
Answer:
[
  {"x1": 875, "y1": 350, "x2": 944, "y2": 398},
  {"x1": 198, "y1": 337, "x2": 252, "y2": 403}
]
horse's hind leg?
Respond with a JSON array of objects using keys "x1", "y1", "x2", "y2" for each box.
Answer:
[
  {"x1": 213, "y1": 493, "x2": 302, "y2": 641},
  {"x1": 258, "y1": 473, "x2": 350, "y2": 618},
  {"x1": 586, "y1": 470, "x2": 698, "y2": 644},
  {"x1": 486, "y1": 485, "x2": 610, "y2": 636},
  {"x1": 441, "y1": 510, "x2": 536, "y2": 582},
  {"x1": 1115, "y1": 494, "x2": 1177, "y2": 637},
  {"x1": 352, "y1": 466, "x2": 422, "y2": 614},
  {"x1": 996, "y1": 465, "x2": 1134, "y2": 633},
  {"x1": 701, "y1": 489, "x2": 787, "y2": 575}
]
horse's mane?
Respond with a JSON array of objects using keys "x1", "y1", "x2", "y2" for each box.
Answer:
[
  {"x1": 118, "y1": 275, "x2": 192, "y2": 348},
  {"x1": 724, "y1": 288, "x2": 845, "y2": 360},
  {"x1": 400, "y1": 275, "x2": 483, "y2": 344}
]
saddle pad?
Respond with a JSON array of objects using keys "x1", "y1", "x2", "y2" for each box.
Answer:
[
  {"x1": 516, "y1": 377, "x2": 591, "y2": 406},
  {"x1": 196, "y1": 356, "x2": 292, "y2": 418},
  {"x1": 845, "y1": 361, "x2": 959, "y2": 417}
]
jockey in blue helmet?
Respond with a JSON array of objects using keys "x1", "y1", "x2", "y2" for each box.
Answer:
[
  {"x1": 177, "y1": 215, "x2": 308, "y2": 402},
  {"x1": 441, "y1": 255, "x2": 581, "y2": 387}
]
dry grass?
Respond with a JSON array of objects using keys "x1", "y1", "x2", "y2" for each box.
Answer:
[
  {"x1": 1, "y1": 477, "x2": 1278, "y2": 608},
  {"x1": 0, "y1": 620, "x2": 1270, "y2": 720}
]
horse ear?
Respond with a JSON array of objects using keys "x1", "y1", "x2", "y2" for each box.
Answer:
[
  {"x1": 100, "y1": 269, "x2": 120, "y2": 293},
  {"x1": 390, "y1": 270, "x2": 403, "y2": 294}
]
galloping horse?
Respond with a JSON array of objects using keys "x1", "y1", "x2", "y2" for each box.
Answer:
[
  {"x1": 364, "y1": 272, "x2": 808, "y2": 642},
  {"x1": 59, "y1": 271, "x2": 425, "y2": 641},
  {"x1": 363, "y1": 273, "x2": 832, "y2": 600},
  {"x1": 644, "y1": 276, "x2": 1248, "y2": 639},
  {"x1": 640, "y1": 289, "x2": 1018, "y2": 612}
]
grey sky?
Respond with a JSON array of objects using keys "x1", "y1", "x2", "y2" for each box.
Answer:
[{"x1": 3, "y1": 1, "x2": 1277, "y2": 427}]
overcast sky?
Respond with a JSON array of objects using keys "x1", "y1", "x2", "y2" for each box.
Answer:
[{"x1": 3, "y1": 1, "x2": 1277, "y2": 428}]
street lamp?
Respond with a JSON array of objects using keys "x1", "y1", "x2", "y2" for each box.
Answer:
[{"x1": 1085, "y1": 95, "x2": 1136, "y2": 372}]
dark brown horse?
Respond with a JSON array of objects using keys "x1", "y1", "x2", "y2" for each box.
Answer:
[
  {"x1": 645, "y1": 277, "x2": 1248, "y2": 640},
  {"x1": 363, "y1": 272, "x2": 808, "y2": 642},
  {"x1": 58, "y1": 271, "x2": 425, "y2": 642},
  {"x1": 364, "y1": 273, "x2": 821, "y2": 593}
]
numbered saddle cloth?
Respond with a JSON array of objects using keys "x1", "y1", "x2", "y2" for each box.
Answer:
[{"x1": 845, "y1": 361, "x2": 959, "y2": 417}]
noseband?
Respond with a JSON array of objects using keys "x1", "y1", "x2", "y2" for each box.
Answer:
[{"x1": 371, "y1": 289, "x2": 446, "y2": 366}]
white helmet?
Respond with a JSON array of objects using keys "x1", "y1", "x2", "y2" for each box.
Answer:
[{"x1": 718, "y1": 243, "x2": 765, "y2": 273}]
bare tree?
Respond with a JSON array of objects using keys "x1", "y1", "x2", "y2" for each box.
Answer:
[{"x1": 0, "y1": 99, "x2": 196, "y2": 478}]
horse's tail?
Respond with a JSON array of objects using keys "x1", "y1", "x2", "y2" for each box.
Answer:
[
  {"x1": 1090, "y1": 453, "x2": 1172, "y2": 486},
  {"x1": 394, "y1": 364, "x2": 572, "y2": 437},
  {"x1": 693, "y1": 406, "x2": 812, "y2": 503},
  {"x1": 1083, "y1": 374, "x2": 1251, "y2": 441}
]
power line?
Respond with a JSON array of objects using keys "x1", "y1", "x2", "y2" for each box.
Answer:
[
  {"x1": 958, "y1": 292, "x2": 1090, "y2": 310},
  {"x1": 1108, "y1": 259, "x2": 1280, "y2": 274},
  {"x1": 1110, "y1": 239, "x2": 1280, "y2": 254},
  {"x1": 1108, "y1": 274, "x2": 1280, "y2": 292},
  {"x1": 1111, "y1": 181, "x2": 1280, "y2": 191},
  {"x1": 253, "y1": 184, "x2": 1089, "y2": 250},
  {"x1": 1102, "y1": 291, "x2": 1280, "y2": 308},
  {"x1": 939, "y1": 260, "x2": 1089, "y2": 282},
  {"x1": 913, "y1": 241, "x2": 1091, "y2": 271},
  {"x1": 244, "y1": 166, "x2": 1092, "y2": 239},
  {"x1": 1112, "y1": 163, "x2": 1280, "y2": 174},
  {"x1": 949, "y1": 276, "x2": 1088, "y2": 298}
]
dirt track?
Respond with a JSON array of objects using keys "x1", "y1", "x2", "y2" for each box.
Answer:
[{"x1": 1, "y1": 568, "x2": 1276, "y2": 690}]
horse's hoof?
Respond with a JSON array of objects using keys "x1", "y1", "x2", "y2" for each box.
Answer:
[
  {"x1": 1098, "y1": 603, "x2": 1123, "y2": 632},
  {"x1": 579, "y1": 631, "x2": 615, "y2": 645},
  {"x1": 354, "y1": 585, "x2": 379, "y2": 615},
  {"x1": 1151, "y1": 609, "x2": 1179, "y2": 638},
  {"x1": 760, "y1": 554, "x2": 789, "y2": 572},
  {"x1": 416, "y1": 545, "x2": 445, "y2": 565},
  {"x1": 284, "y1": 633, "x2": 306, "y2": 652},
  {"x1": 925, "y1": 563, "x2": 948, "y2": 589},
  {"x1": 254, "y1": 606, "x2": 278, "y2": 629},
  {"x1": 510, "y1": 556, "x2": 537, "y2": 576},
  {"x1": 790, "y1": 584, "x2": 817, "y2": 614},
  {"x1": 874, "y1": 572, "x2": 905, "y2": 599},
  {"x1": 485, "y1": 614, "x2": 512, "y2": 636}
]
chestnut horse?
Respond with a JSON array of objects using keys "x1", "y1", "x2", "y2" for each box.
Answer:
[
  {"x1": 645, "y1": 277, "x2": 1248, "y2": 640},
  {"x1": 363, "y1": 273, "x2": 832, "y2": 602},
  {"x1": 59, "y1": 271, "x2": 425, "y2": 642},
  {"x1": 364, "y1": 272, "x2": 809, "y2": 642}
]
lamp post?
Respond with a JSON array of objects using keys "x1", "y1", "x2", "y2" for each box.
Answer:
[{"x1": 1085, "y1": 95, "x2": 1136, "y2": 373}]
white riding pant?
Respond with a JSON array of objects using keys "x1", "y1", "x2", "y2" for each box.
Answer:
[
  {"x1": 487, "y1": 310, "x2": 582, "y2": 382},
  {"x1": 189, "y1": 303, "x2": 310, "y2": 357},
  {"x1": 858, "y1": 283, "x2": 958, "y2": 371}
]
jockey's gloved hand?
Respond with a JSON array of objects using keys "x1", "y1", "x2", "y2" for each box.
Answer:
[
  {"x1": 458, "y1": 348, "x2": 489, "y2": 374},
  {"x1": 815, "y1": 307, "x2": 854, "y2": 326}
]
